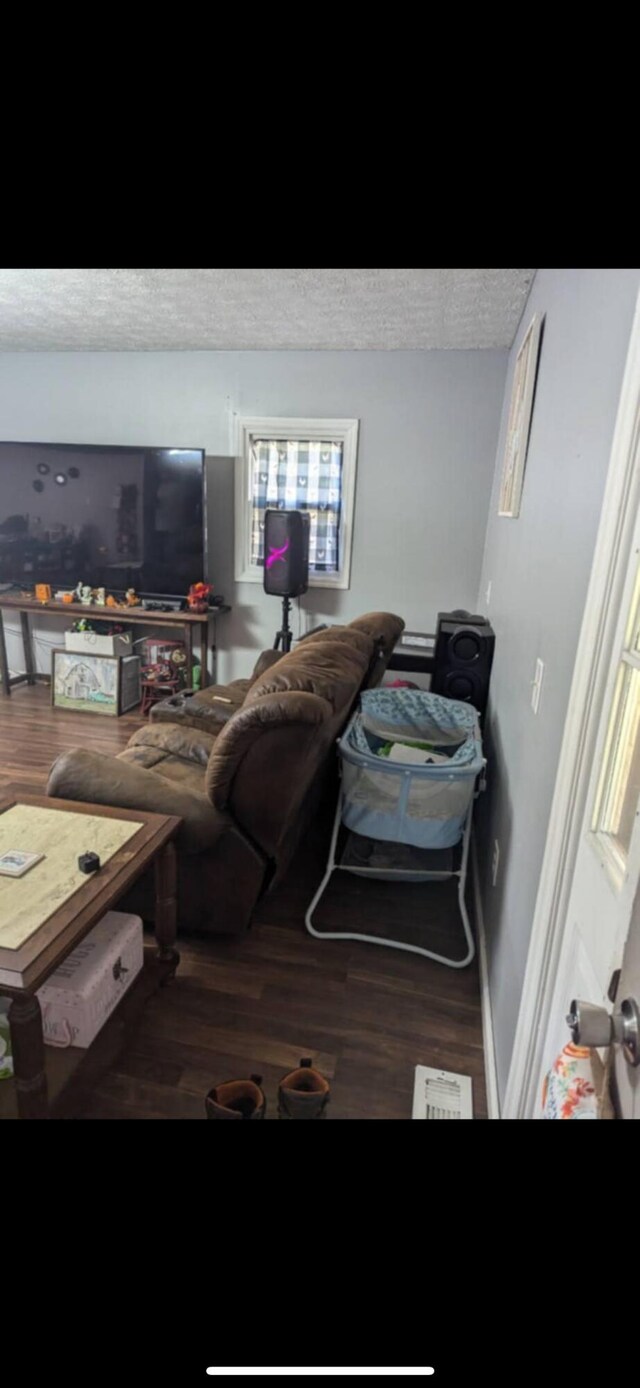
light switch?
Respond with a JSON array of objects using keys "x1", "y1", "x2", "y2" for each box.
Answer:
[{"x1": 531, "y1": 658, "x2": 544, "y2": 715}]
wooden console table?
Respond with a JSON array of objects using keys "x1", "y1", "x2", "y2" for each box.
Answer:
[{"x1": 0, "y1": 595, "x2": 230, "y2": 697}]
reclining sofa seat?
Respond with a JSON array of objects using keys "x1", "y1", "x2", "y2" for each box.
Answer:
[
  {"x1": 46, "y1": 612, "x2": 404, "y2": 936},
  {"x1": 149, "y1": 612, "x2": 402, "y2": 733}
]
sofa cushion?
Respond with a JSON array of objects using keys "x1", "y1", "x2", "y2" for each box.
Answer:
[
  {"x1": 47, "y1": 748, "x2": 228, "y2": 854},
  {"x1": 118, "y1": 742, "x2": 207, "y2": 789},
  {"x1": 204, "y1": 689, "x2": 332, "y2": 812},
  {"x1": 349, "y1": 611, "x2": 404, "y2": 656},
  {"x1": 245, "y1": 637, "x2": 372, "y2": 714},
  {"x1": 127, "y1": 723, "x2": 218, "y2": 766},
  {"x1": 299, "y1": 625, "x2": 372, "y2": 657},
  {"x1": 149, "y1": 684, "x2": 245, "y2": 731}
]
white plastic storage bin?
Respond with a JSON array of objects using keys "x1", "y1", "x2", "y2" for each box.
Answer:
[
  {"x1": 36, "y1": 910, "x2": 144, "y2": 1048},
  {"x1": 64, "y1": 631, "x2": 133, "y2": 657}
]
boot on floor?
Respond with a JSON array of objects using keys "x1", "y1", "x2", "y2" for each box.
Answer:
[
  {"x1": 278, "y1": 1057, "x2": 330, "y2": 1119},
  {"x1": 205, "y1": 1073, "x2": 266, "y2": 1120}
]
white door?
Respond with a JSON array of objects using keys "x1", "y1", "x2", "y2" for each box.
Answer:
[
  {"x1": 506, "y1": 290, "x2": 640, "y2": 1119},
  {"x1": 542, "y1": 507, "x2": 640, "y2": 1092}
]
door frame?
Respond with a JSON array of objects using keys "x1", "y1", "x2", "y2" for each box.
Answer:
[{"x1": 504, "y1": 289, "x2": 640, "y2": 1119}]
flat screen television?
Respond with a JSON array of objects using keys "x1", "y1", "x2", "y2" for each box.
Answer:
[{"x1": 0, "y1": 441, "x2": 205, "y2": 599}]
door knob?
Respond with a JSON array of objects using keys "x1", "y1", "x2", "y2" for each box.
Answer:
[{"x1": 566, "y1": 997, "x2": 640, "y2": 1066}]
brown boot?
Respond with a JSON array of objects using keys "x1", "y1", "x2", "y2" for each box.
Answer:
[
  {"x1": 204, "y1": 1073, "x2": 266, "y2": 1120},
  {"x1": 277, "y1": 1057, "x2": 330, "y2": 1119}
]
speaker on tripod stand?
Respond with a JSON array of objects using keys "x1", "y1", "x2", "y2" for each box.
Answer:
[
  {"x1": 263, "y1": 509, "x2": 310, "y2": 652},
  {"x1": 432, "y1": 609, "x2": 495, "y2": 719}
]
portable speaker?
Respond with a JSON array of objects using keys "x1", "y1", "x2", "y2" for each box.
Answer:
[
  {"x1": 432, "y1": 609, "x2": 495, "y2": 717},
  {"x1": 263, "y1": 509, "x2": 310, "y2": 597}
]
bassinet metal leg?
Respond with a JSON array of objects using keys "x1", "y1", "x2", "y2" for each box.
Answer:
[
  {"x1": 305, "y1": 788, "x2": 476, "y2": 969},
  {"x1": 305, "y1": 786, "x2": 344, "y2": 941}
]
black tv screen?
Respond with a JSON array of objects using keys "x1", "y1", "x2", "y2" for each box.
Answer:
[{"x1": 0, "y1": 441, "x2": 205, "y2": 598}]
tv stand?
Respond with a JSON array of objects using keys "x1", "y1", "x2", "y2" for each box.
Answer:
[{"x1": 0, "y1": 596, "x2": 231, "y2": 698}]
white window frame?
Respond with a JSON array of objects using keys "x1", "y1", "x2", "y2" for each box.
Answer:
[{"x1": 234, "y1": 416, "x2": 359, "y2": 589}]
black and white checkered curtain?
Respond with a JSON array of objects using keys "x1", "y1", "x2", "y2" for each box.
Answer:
[{"x1": 250, "y1": 439, "x2": 343, "y2": 575}]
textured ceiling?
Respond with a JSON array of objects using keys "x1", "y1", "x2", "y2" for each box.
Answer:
[{"x1": 0, "y1": 268, "x2": 536, "y2": 351}]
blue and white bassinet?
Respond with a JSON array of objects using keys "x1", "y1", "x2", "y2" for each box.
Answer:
[
  {"x1": 340, "y1": 688, "x2": 483, "y2": 851},
  {"x1": 305, "y1": 688, "x2": 485, "y2": 969}
]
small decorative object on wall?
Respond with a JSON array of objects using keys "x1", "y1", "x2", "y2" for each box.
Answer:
[
  {"x1": 54, "y1": 472, "x2": 67, "y2": 486},
  {"x1": 37, "y1": 462, "x2": 50, "y2": 476},
  {"x1": 498, "y1": 312, "x2": 544, "y2": 519}
]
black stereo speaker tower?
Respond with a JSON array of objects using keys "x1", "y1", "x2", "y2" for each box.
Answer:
[
  {"x1": 432, "y1": 609, "x2": 495, "y2": 718},
  {"x1": 263, "y1": 509, "x2": 310, "y2": 598}
]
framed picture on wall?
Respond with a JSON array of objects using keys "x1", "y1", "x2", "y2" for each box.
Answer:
[{"x1": 498, "y1": 312, "x2": 544, "y2": 518}]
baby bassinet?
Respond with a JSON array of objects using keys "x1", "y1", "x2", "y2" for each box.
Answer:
[
  {"x1": 305, "y1": 688, "x2": 486, "y2": 968},
  {"x1": 341, "y1": 688, "x2": 483, "y2": 851}
]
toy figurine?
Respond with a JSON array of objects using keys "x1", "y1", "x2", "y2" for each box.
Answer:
[
  {"x1": 74, "y1": 580, "x2": 84, "y2": 602},
  {"x1": 187, "y1": 581, "x2": 213, "y2": 613},
  {"x1": 125, "y1": 588, "x2": 139, "y2": 607},
  {"x1": 105, "y1": 594, "x2": 118, "y2": 607},
  {"x1": 95, "y1": 587, "x2": 106, "y2": 606},
  {"x1": 80, "y1": 585, "x2": 93, "y2": 605}
]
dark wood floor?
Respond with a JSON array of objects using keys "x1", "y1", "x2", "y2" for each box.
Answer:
[{"x1": 0, "y1": 685, "x2": 487, "y2": 1119}]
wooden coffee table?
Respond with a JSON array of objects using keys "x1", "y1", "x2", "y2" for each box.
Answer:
[{"x1": 0, "y1": 791, "x2": 181, "y2": 1120}]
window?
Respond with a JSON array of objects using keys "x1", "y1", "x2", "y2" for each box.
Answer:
[
  {"x1": 234, "y1": 417, "x2": 359, "y2": 588},
  {"x1": 592, "y1": 559, "x2": 640, "y2": 885}
]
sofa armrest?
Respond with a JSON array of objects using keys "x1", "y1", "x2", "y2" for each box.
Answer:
[{"x1": 47, "y1": 748, "x2": 230, "y2": 854}]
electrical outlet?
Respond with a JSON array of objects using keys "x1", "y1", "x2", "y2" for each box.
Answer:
[
  {"x1": 531, "y1": 657, "x2": 544, "y2": 715},
  {"x1": 485, "y1": 579, "x2": 492, "y2": 607},
  {"x1": 492, "y1": 839, "x2": 500, "y2": 886}
]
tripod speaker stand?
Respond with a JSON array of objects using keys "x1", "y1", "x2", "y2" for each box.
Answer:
[{"x1": 274, "y1": 596, "x2": 294, "y2": 652}]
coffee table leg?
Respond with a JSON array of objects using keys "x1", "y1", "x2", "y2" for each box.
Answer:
[
  {"x1": 154, "y1": 840, "x2": 179, "y2": 974},
  {"x1": 9, "y1": 993, "x2": 49, "y2": 1119}
]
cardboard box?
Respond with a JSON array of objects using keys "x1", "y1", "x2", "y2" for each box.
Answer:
[
  {"x1": 37, "y1": 911, "x2": 144, "y2": 1049},
  {"x1": 64, "y1": 631, "x2": 133, "y2": 657}
]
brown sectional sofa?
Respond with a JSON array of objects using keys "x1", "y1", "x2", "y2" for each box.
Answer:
[{"x1": 46, "y1": 612, "x2": 404, "y2": 936}]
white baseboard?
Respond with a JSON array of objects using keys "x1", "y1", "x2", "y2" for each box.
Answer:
[{"x1": 471, "y1": 831, "x2": 500, "y2": 1119}]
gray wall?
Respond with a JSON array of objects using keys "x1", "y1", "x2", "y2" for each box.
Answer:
[
  {"x1": 0, "y1": 349, "x2": 506, "y2": 681},
  {"x1": 476, "y1": 267, "x2": 640, "y2": 1103}
]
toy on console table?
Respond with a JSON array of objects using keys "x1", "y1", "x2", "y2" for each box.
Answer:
[
  {"x1": 73, "y1": 581, "x2": 94, "y2": 606},
  {"x1": 187, "y1": 581, "x2": 213, "y2": 613},
  {"x1": 125, "y1": 588, "x2": 139, "y2": 607}
]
